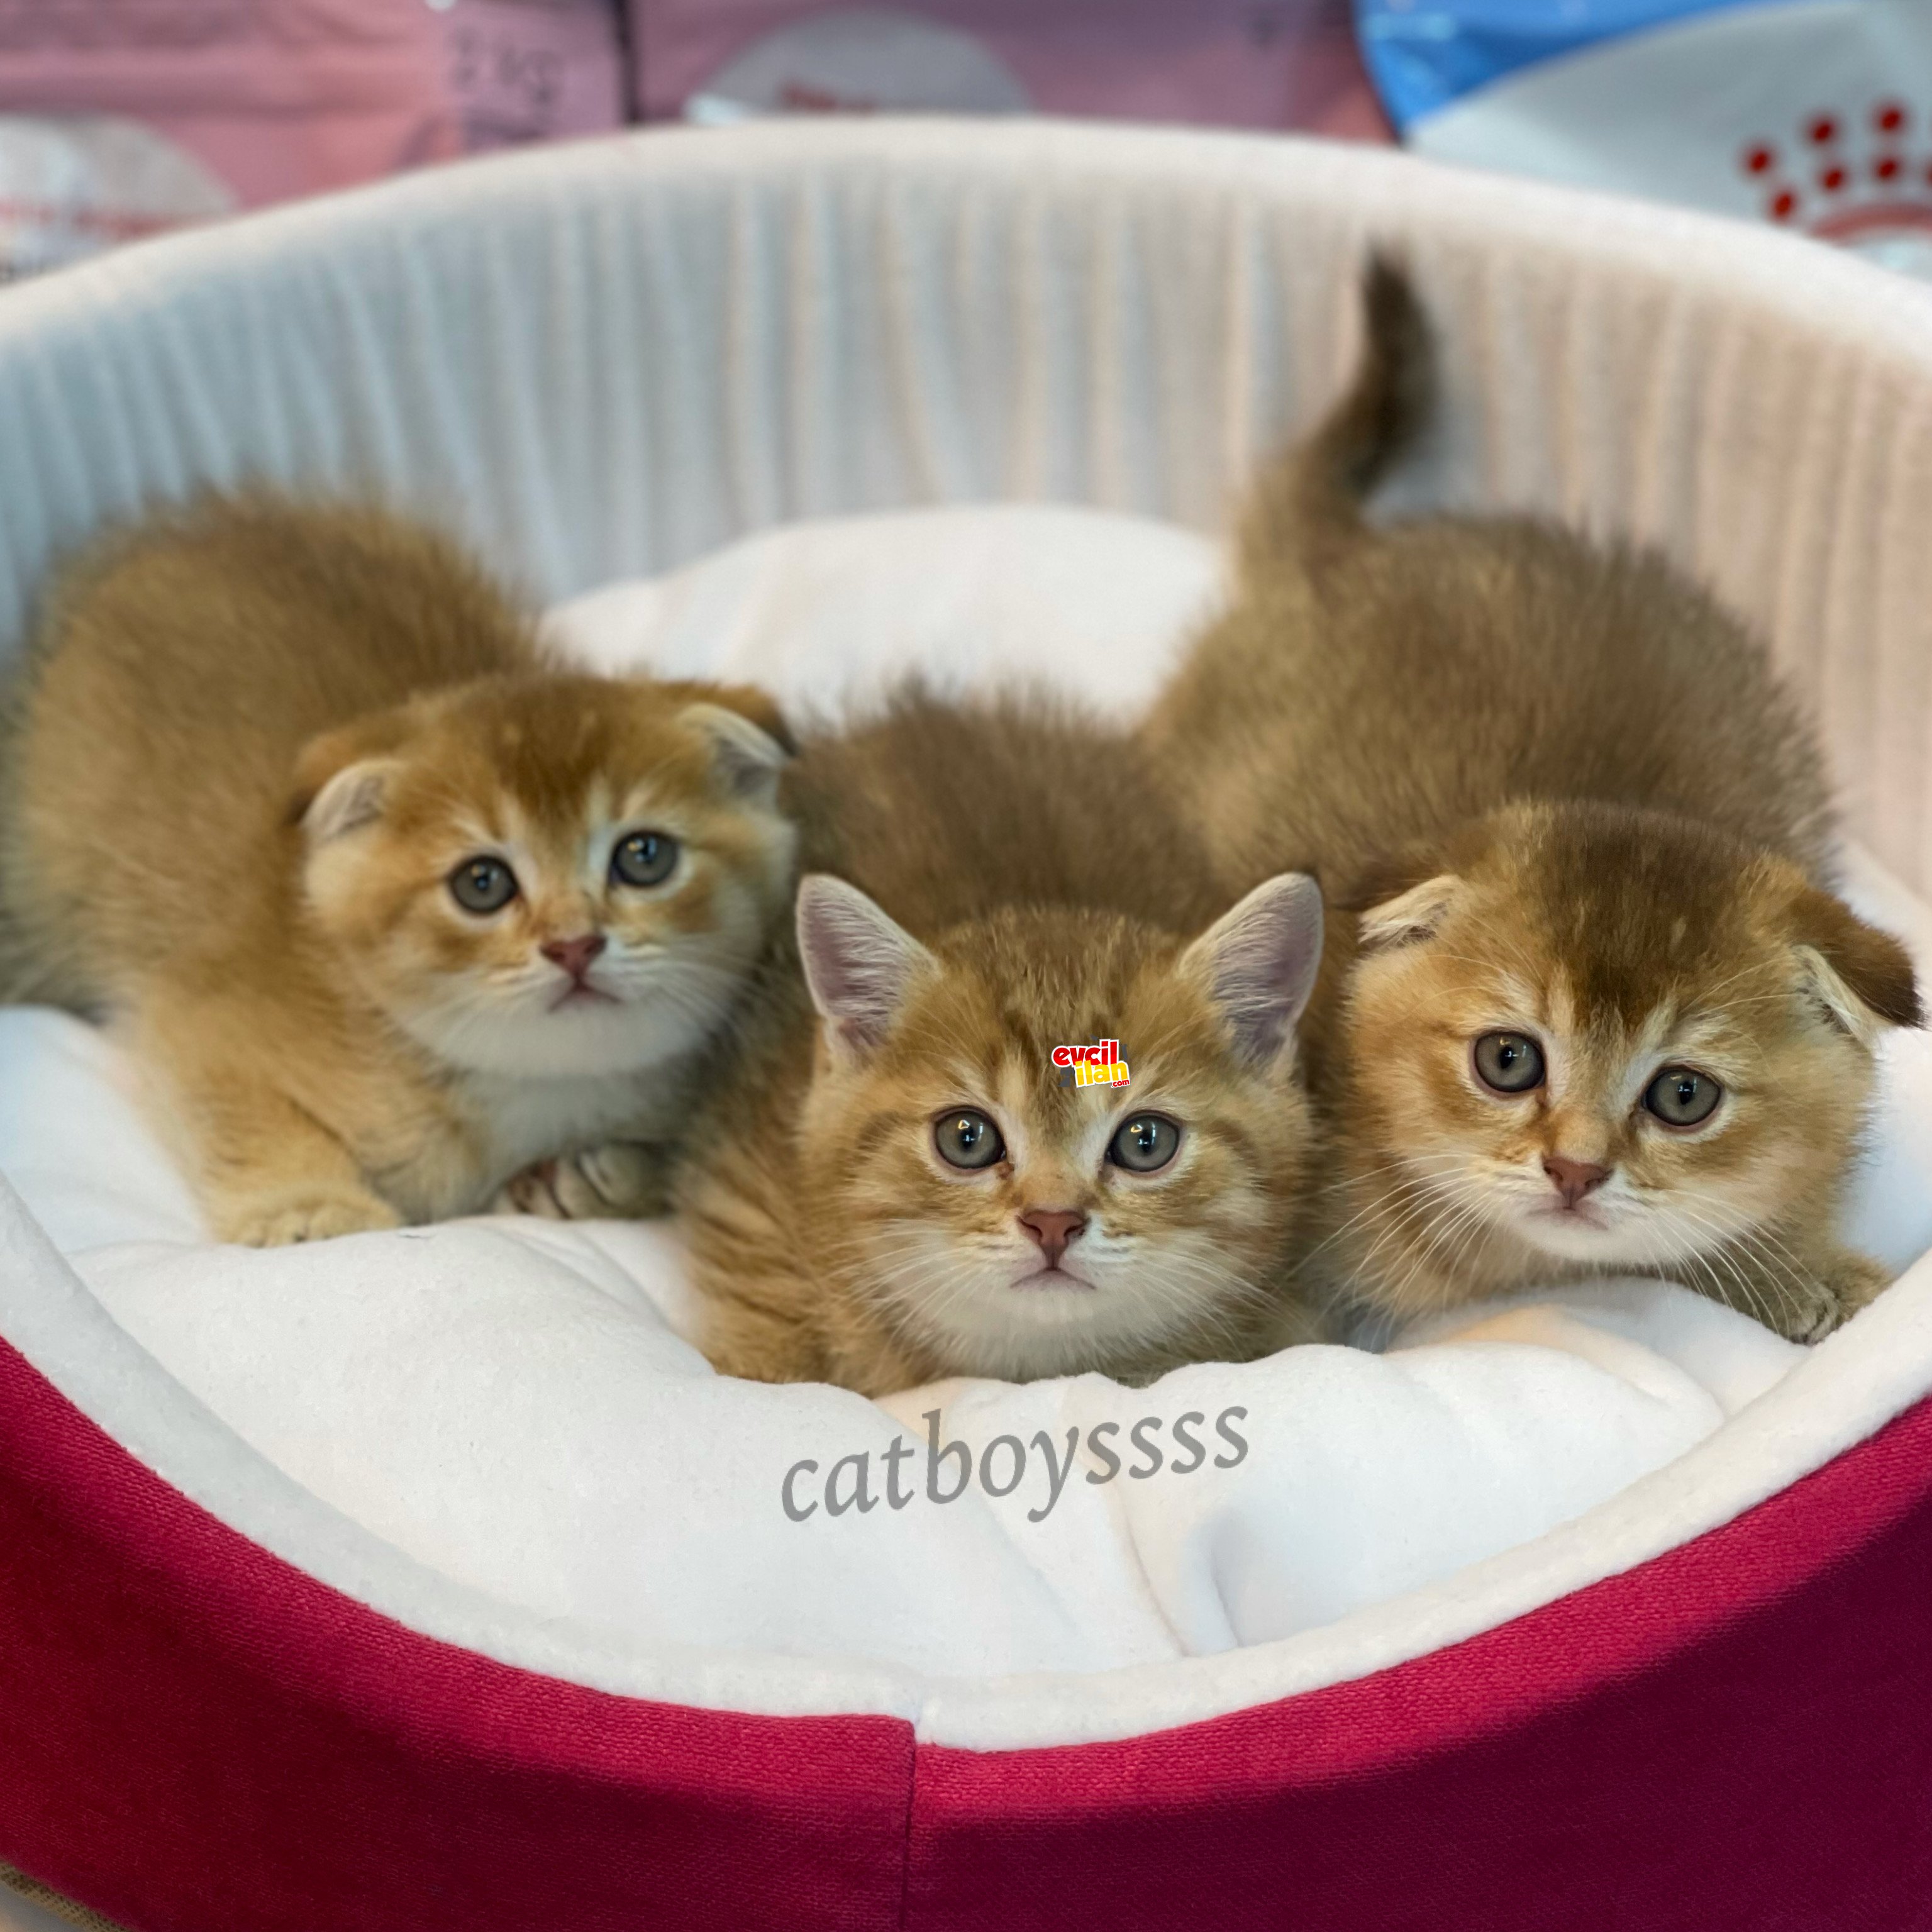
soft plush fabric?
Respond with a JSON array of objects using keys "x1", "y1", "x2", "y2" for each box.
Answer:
[{"x1": 4, "y1": 502, "x2": 1926, "y2": 1692}]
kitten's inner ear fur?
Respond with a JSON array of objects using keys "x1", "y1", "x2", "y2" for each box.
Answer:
[
  {"x1": 299, "y1": 757, "x2": 402, "y2": 844},
  {"x1": 680, "y1": 701, "x2": 791, "y2": 805},
  {"x1": 1790, "y1": 887, "x2": 1923, "y2": 1040},
  {"x1": 1357, "y1": 872, "x2": 1463, "y2": 951},
  {"x1": 1181, "y1": 871, "x2": 1324, "y2": 1065},
  {"x1": 796, "y1": 874, "x2": 936, "y2": 1062}
]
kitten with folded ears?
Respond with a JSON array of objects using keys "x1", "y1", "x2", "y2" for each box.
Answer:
[
  {"x1": 1144, "y1": 262, "x2": 1921, "y2": 1343},
  {"x1": 0, "y1": 496, "x2": 796, "y2": 1244},
  {"x1": 673, "y1": 689, "x2": 1326, "y2": 1395}
]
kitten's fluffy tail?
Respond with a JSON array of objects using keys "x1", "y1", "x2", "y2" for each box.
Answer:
[{"x1": 1238, "y1": 255, "x2": 1433, "y2": 575}]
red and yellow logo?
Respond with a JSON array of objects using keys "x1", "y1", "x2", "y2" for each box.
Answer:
[{"x1": 1052, "y1": 1039, "x2": 1130, "y2": 1089}]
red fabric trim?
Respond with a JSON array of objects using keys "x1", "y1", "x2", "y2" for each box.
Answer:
[
  {"x1": 0, "y1": 1326, "x2": 1929, "y2": 1930},
  {"x1": 906, "y1": 1397, "x2": 1932, "y2": 1928},
  {"x1": 0, "y1": 1338, "x2": 913, "y2": 1932}
]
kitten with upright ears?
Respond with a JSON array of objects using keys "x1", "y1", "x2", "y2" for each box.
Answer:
[
  {"x1": 675, "y1": 691, "x2": 1326, "y2": 1395},
  {"x1": 0, "y1": 495, "x2": 796, "y2": 1245},
  {"x1": 1143, "y1": 262, "x2": 1921, "y2": 1343}
]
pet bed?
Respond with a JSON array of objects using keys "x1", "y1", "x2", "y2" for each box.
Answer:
[{"x1": 3, "y1": 119, "x2": 1932, "y2": 1931}]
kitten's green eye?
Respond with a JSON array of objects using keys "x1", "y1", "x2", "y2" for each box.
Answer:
[
  {"x1": 1644, "y1": 1066, "x2": 1723, "y2": 1129},
  {"x1": 1474, "y1": 1031, "x2": 1545, "y2": 1095},
  {"x1": 1108, "y1": 1114, "x2": 1182, "y2": 1174},
  {"x1": 611, "y1": 830, "x2": 679, "y2": 889},
  {"x1": 449, "y1": 855, "x2": 518, "y2": 915},
  {"x1": 935, "y1": 1110, "x2": 1004, "y2": 1170}
]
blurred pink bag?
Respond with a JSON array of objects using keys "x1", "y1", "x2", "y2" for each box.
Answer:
[
  {"x1": 0, "y1": 0, "x2": 1380, "y2": 281},
  {"x1": 439, "y1": 0, "x2": 629, "y2": 153},
  {"x1": 638, "y1": 0, "x2": 1387, "y2": 141},
  {"x1": 0, "y1": 1, "x2": 463, "y2": 208},
  {"x1": 0, "y1": 0, "x2": 464, "y2": 278},
  {"x1": 0, "y1": 0, "x2": 638, "y2": 279}
]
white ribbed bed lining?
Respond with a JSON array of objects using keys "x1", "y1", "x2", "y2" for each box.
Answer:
[{"x1": 2, "y1": 121, "x2": 1930, "y2": 887}]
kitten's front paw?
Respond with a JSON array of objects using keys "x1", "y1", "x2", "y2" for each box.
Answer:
[
  {"x1": 568, "y1": 1141, "x2": 672, "y2": 1218},
  {"x1": 1788, "y1": 1250, "x2": 1894, "y2": 1343},
  {"x1": 218, "y1": 1191, "x2": 404, "y2": 1247},
  {"x1": 492, "y1": 1143, "x2": 670, "y2": 1222},
  {"x1": 1769, "y1": 1252, "x2": 1893, "y2": 1345},
  {"x1": 493, "y1": 1160, "x2": 567, "y2": 1220}
]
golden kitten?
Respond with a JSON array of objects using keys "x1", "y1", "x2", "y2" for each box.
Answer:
[
  {"x1": 675, "y1": 690, "x2": 1325, "y2": 1395},
  {"x1": 1145, "y1": 262, "x2": 1921, "y2": 1343},
  {"x1": 0, "y1": 496, "x2": 796, "y2": 1245}
]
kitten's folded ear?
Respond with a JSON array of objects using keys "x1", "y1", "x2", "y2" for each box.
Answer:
[
  {"x1": 660, "y1": 680, "x2": 794, "y2": 753},
  {"x1": 796, "y1": 874, "x2": 936, "y2": 1063},
  {"x1": 1181, "y1": 872, "x2": 1324, "y2": 1065},
  {"x1": 678, "y1": 698, "x2": 793, "y2": 807},
  {"x1": 288, "y1": 726, "x2": 406, "y2": 842},
  {"x1": 1790, "y1": 886, "x2": 1923, "y2": 1039},
  {"x1": 1353, "y1": 872, "x2": 1462, "y2": 951}
]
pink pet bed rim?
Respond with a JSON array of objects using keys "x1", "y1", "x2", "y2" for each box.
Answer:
[{"x1": 5, "y1": 1326, "x2": 1931, "y2": 1929}]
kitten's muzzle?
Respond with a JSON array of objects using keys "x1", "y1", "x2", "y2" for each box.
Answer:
[
  {"x1": 1542, "y1": 1155, "x2": 1610, "y2": 1210},
  {"x1": 1018, "y1": 1208, "x2": 1087, "y2": 1268},
  {"x1": 541, "y1": 933, "x2": 619, "y2": 1006},
  {"x1": 541, "y1": 933, "x2": 608, "y2": 981}
]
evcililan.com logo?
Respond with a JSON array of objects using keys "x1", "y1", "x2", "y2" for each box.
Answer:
[
  {"x1": 780, "y1": 1405, "x2": 1250, "y2": 1524},
  {"x1": 1053, "y1": 1038, "x2": 1130, "y2": 1089}
]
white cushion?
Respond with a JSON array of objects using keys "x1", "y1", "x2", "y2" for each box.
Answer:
[{"x1": 6, "y1": 504, "x2": 1927, "y2": 1733}]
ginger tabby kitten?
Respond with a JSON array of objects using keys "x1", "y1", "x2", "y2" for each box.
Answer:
[
  {"x1": 676, "y1": 689, "x2": 1325, "y2": 1394},
  {"x1": 0, "y1": 496, "x2": 796, "y2": 1244},
  {"x1": 1145, "y1": 262, "x2": 1921, "y2": 1343}
]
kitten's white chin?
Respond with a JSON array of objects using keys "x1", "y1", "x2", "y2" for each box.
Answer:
[
  {"x1": 399, "y1": 985, "x2": 730, "y2": 1079},
  {"x1": 1011, "y1": 1263, "x2": 1095, "y2": 1292},
  {"x1": 1510, "y1": 1199, "x2": 1729, "y2": 1270},
  {"x1": 1513, "y1": 1208, "x2": 1633, "y2": 1264},
  {"x1": 865, "y1": 1227, "x2": 1241, "y2": 1380}
]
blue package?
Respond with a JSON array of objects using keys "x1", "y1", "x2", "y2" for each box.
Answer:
[
  {"x1": 1358, "y1": 0, "x2": 1788, "y2": 131},
  {"x1": 1353, "y1": 0, "x2": 1932, "y2": 279}
]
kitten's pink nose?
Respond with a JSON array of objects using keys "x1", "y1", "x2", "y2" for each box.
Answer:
[
  {"x1": 541, "y1": 933, "x2": 607, "y2": 982},
  {"x1": 1543, "y1": 1155, "x2": 1610, "y2": 1209},
  {"x1": 1018, "y1": 1208, "x2": 1087, "y2": 1265}
]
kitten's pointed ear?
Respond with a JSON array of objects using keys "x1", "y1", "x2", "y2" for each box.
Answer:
[
  {"x1": 1181, "y1": 872, "x2": 1324, "y2": 1065},
  {"x1": 1357, "y1": 873, "x2": 1462, "y2": 951},
  {"x1": 680, "y1": 700, "x2": 792, "y2": 806},
  {"x1": 1791, "y1": 887, "x2": 1923, "y2": 1040},
  {"x1": 796, "y1": 874, "x2": 936, "y2": 1062}
]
